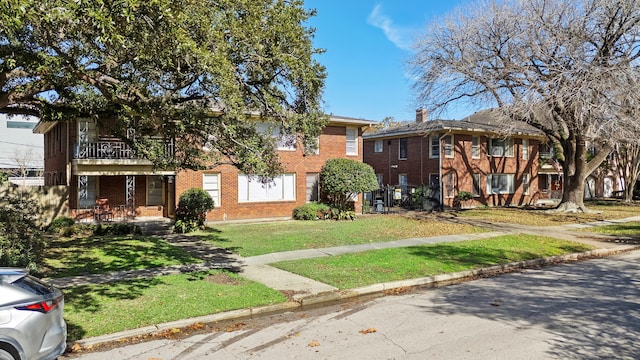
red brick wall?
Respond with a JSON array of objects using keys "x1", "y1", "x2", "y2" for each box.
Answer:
[
  {"x1": 364, "y1": 133, "x2": 541, "y2": 207},
  {"x1": 175, "y1": 125, "x2": 366, "y2": 221}
]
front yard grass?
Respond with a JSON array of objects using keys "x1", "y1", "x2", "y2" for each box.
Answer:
[
  {"x1": 453, "y1": 200, "x2": 639, "y2": 226},
  {"x1": 198, "y1": 215, "x2": 486, "y2": 257},
  {"x1": 63, "y1": 270, "x2": 286, "y2": 342},
  {"x1": 42, "y1": 235, "x2": 200, "y2": 278},
  {"x1": 580, "y1": 221, "x2": 640, "y2": 237},
  {"x1": 272, "y1": 234, "x2": 595, "y2": 289}
]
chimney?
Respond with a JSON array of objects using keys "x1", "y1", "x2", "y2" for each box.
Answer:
[{"x1": 416, "y1": 108, "x2": 428, "y2": 123}]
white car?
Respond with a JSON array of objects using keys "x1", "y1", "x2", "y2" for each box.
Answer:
[{"x1": 0, "y1": 268, "x2": 67, "y2": 360}]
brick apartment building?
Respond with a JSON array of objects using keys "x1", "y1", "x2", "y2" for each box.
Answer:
[
  {"x1": 363, "y1": 109, "x2": 556, "y2": 208},
  {"x1": 34, "y1": 115, "x2": 375, "y2": 222}
]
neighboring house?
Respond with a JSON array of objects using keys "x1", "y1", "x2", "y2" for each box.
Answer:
[
  {"x1": 363, "y1": 109, "x2": 551, "y2": 208},
  {"x1": 34, "y1": 115, "x2": 375, "y2": 222},
  {"x1": 0, "y1": 114, "x2": 44, "y2": 185}
]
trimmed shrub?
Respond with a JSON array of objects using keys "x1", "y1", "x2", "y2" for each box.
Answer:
[
  {"x1": 175, "y1": 188, "x2": 215, "y2": 233},
  {"x1": 293, "y1": 203, "x2": 331, "y2": 220},
  {"x1": 320, "y1": 158, "x2": 379, "y2": 211}
]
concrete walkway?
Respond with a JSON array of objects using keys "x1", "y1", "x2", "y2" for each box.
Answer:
[{"x1": 52, "y1": 215, "x2": 640, "y2": 348}]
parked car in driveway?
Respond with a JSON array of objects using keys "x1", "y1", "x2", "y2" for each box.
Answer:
[{"x1": 0, "y1": 268, "x2": 66, "y2": 360}]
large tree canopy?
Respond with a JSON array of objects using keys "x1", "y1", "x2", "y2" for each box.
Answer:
[
  {"x1": 411, "y1": 0, "x2": 640, "y2": 212},
  {"x1": 1, "y1": 0, "x2": 326, "y2": 177}
]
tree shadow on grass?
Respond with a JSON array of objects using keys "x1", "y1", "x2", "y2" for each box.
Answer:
[{"x1": 63, "y1": 277, "x2": 163, "y2": 342}]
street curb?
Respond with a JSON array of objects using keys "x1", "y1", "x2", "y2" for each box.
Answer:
[{"x1": 70, "y1": 245, "x2": 640, "y2": 350}]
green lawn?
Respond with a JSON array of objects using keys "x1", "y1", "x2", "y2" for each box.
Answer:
[
  {"x1": 272, "y1": 234, "x2": 595, "y2": 289},
  {"x1": 454, "y1": 200, "x2": 639, "y2": 226},
  {"x1": 197, "y1": 215, "x2": 486, "y2": 257},
  {"x1": 63, "y1": 270, "x2": 286, "y2": 341},
  {"x1": 43, "y1": 235, "x2": 200, "y2": 278},
  {"x1": 581, "y1": 221, "x2": 640, "y2": 237}
]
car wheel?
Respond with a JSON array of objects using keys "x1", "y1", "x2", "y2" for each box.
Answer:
[{"x1": 0, "y1": 348, "x2": 17, "y2": 360}]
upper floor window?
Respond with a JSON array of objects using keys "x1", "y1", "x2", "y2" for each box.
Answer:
[
  {"x1": 346, "y1": 127, "x2": 358, "y2": 155},
  {"x1": 472, "y1": 136, "x2": 481, "y2": 159},
  {"x1": 489, "y1": 138, "x2": 514, "y2": 157},
  {"x1": 430, "y1": 134, "x2": 453, "y2": 158},
  {"x1": 522, "y1": 138, "x2": 529, "y2": 160},
  {"x1": 374, "y1": 139, "x2": 383, "y2": 153},
  {"x1": 399, "y1": 138, "x2": 408, "y2": 159},
  {"x1": 304, "y1": 136, "x2": 319, "y2": 155},
  {"x1": 256, "y1": 122, "x2": 296, "y2": 151}
]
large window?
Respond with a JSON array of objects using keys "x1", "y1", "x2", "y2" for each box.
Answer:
[
  {"x1": 147, "y1": 176, "x2": 163, "y2": 206},
  {"x1": 203, "y1": 173, "x2": 220, "y2": 207},
  {"x1": 399, "y1": 138, "x2": 408, "y2": 160},
  {"x1": 238, "y1": 174, "x2": 296, "y2": 202},
  {"x1": 487, "y1": 174, "x2": 515, "y2": 194},
  {"x1": 346, "y1": 127, "x2": 358, "y2": 155},
  {"x1": 472, "y1": 136, "x2": 481, "y2": 159},
  {"x1": 374, "y1": 140, "x2": 383, "y2": 153},
  {"x1": 489, "y1": 138, "x2": 514, "y2": 157}
]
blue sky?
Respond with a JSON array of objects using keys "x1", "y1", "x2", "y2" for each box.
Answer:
[{"x1": 304, "y1": 0, "x2": 479, "y2": 122}]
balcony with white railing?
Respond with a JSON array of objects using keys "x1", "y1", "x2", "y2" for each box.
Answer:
[{"x1": 73, "y1": 140, "x2": 174, "y2": 160}]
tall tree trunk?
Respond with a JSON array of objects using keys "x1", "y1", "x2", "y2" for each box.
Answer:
[{"x1": 553, "y1": 135, "x2": 612, "y2": 213}]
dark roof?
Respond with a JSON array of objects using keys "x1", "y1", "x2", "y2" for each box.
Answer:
[{"x1": 364, "y1": 109, "x2": 544, "y2": 139}]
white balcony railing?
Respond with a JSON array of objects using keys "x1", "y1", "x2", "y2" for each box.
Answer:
[{"x1": 74, "y1": 141, "x2": 174, "y2": 160}]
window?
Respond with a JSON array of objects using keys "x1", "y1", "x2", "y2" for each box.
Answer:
[
  {"x1": 429, "y1": 173, "x2": 440, "y2": 187},
  {"x1": 472, "y1": 136, "x2": 480, "y2": 159},
  {"x1": 489, "y1": 138, "x2": 514, "y2": 157},
  {"x1": 147, "y1": 176, "x2": 163, "y2": 206},
  {"x1": 374, "y1": 140, "x2": 383, "y2": 153},
  {"x1": 346, "y1": 127, "x2": 357, "y2": 155},
  {"x1": 523, "y1": 173, "x2": 530, "y2": 195},
  {"x1": 443, "y1": 135, "x2": 454, "y2": 158},
  {"x1": 522, "y1": 138, "x2": 529, "y2": 160},
  {"x1": 203, "y1": 173, "x2": 221, "y2": 207},
  {"x1": 444, "y1": 172, "x2": 456, "y2": 198},
  {"x1": 306, "y1": 173, "x2": 319, "y2": 202},
  {"x1": 77, "y1": 176, "x2": 96, "y2": 209},
  {"x1": 399, "y1": 173, "x2": 408, "y2": 187},
  {"x1": 429, "y1": 135, "x2": 440, "y2": 158},
  {"x1": 256, "y1": 122, "x2": 296, "y2": 151},
  {"x1": 399, "y1": 138, "x2": 408, "y2": 160},
  {"x1": 472, "y1": 173, "x2": 481, "y2": 197},
  {"x1": 305, "y1": 137, "x2": 320, "y2": 155},
  {"x1": 238, "y1": 174, "x2": 296, "y2": 202},
  {"x1": 487, "y1": 174, "x2": 515, "y2": 194},
  {"x1": 376, "y1": 174, "x2": 384, "y2": 187}
]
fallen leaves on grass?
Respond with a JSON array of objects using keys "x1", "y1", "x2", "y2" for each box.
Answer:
[
  {"x1": 359, "y1": 328, "x2": 377, "y2": 334},
  {"x1": 384, "y1": 286, "x2": 411, "y2": 295}
]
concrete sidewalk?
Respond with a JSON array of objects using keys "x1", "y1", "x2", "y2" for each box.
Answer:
[{"x1": 58, "y1": 216, "x2": 640, "y2": 348}]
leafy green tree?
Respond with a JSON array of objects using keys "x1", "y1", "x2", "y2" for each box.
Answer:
[
  {"x1": 319, "y1": 158, "x2": 379, "y2": 210},
  {"x1": 0, "y1": 194, "x2": 45, "y2": 272},
  {"x1": 1, "y1": 0, "x2": 326, "y2": 177}
]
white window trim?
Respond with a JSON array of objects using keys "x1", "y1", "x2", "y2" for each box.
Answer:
[
  {"x1": 443, "y1": 134, "x2": 454, "y2": 158},
  {"x1": 374, "y1": 139, "x2": 383, "y2": 153},
  {"x1": 472, "y1": 136, "x2": 481, "y2": 159},
  {"x1": 429, "y1": 134, "x2": 440, "y2": 158},
  {"x1": 346, "y1": 127, "x2": 358, "y2": 155},
  {"x1": 399, "y1": 138, "x2": 408, "y2": 160},
  {"x1": 522, "y1": 138, "x2": 529, "y2": 160},
  {"x1": 489, "y1": 138, "x2": 514, "y2": 157},
  {"x1": 486, "y1": 174, "x2": 515, "y2": 194},
  {"x1": 238, "y1": 174, "x2": 296, "y2": 203},
  {"x1": 203, "y1": 173, "x2": 221, "y2": 207}
]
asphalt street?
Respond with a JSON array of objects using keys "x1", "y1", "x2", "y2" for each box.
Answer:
[{"x1": 64, "y1": 250, "x2": 640, "y2": 360}]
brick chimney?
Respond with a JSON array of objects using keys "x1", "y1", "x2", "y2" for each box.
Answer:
[{"x1": 416, "y1": 108, "x2": 428, "y2": 123}]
